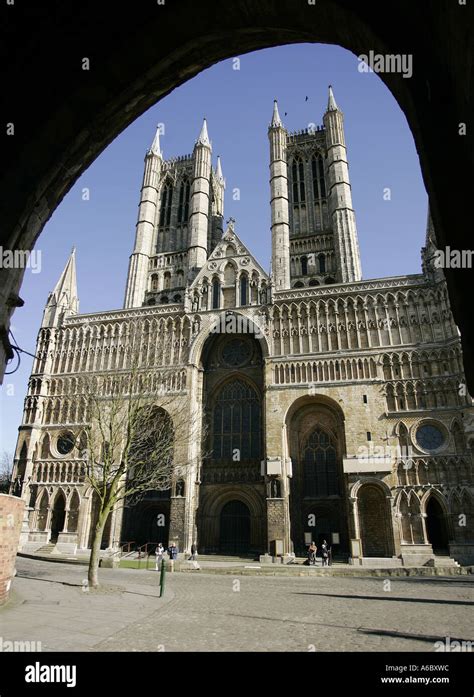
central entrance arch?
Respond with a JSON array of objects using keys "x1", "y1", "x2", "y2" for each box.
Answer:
[
  {"x1": 197, "y1": 324, "x2": 267, "y2": 556},
  {"x1": 220, "y1": 500, "x2": 251, "y2": 554}
]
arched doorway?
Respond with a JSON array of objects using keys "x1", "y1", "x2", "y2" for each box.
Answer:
[
  {"x1": 50, "y1": 492, "x2": 66, "y2": 542},
  {"x1": 219, "y1": 500, "x2": 250, "y2": 555},
  {"x1": 358, "y1": 484, "x2": 393, "y2": 557},
  {"x1": 287, "y1": 397, "x2": 348, "y2": 557},
  {"x1": 123, "y1": 499, "x2": 171, "y2": 548},
  {"x1": 426, "y1": 497, "x2": 449, "y2": 553}
]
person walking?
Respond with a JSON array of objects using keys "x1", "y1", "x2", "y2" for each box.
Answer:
[{"x1": 155, "y1": 542, "x2": 164, "y2": 571}]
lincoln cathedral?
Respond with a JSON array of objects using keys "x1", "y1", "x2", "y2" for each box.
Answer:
[{"x1": 13, "y1": 87, "x2": 474, "y2": 566}]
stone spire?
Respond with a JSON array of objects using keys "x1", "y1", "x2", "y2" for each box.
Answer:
[
  {"x1": 42, "y1": 248, "x2": 79, "y2": 327},
  {"x1": 327, "y1": 84, "x2": 338, "y2": 112},
  {"x1": 196, "y1": 118, "x2": 211, "y2": 148},
  {"x1": 270, "y1": 99, "x2": 283, "y2": 128},
  {"x1": 149, "y1": 125, "x2": 162, "y2": 157},
  {"x1": 216, "y1": 155, "x2": 224, "y2": 184}
]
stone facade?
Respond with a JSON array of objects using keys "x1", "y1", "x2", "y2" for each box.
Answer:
[{"x1": 12, "y1": 89, "x2": 474, "y2": 564}]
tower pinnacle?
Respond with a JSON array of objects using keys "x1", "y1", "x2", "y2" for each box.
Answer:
[
  {"x1": 149, "y1": 125, "x2": 162, "y2": 157},
  {"x1": 327, "y1": 85, "x2": 339, "y2": 112},
  {"x1": 42, "y1": 248, "x2": 79, "y2": 327},
  {"x1": 196, "y1": 118, "x2": 211, "y2": 147},
  {"x1": 216, "y1": 155, "x2": 225, "y2": 184},
  {"x1": 270, "y1": 99, "x2": 283, "y2": 128}
]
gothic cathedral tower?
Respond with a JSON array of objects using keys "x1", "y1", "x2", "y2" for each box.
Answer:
[
  {"x1": 124, "y1": 120, "x2": 225, "y2": 308},
  {"x1": 270, "y1": 86, "x2": 362, "y2": 291}
]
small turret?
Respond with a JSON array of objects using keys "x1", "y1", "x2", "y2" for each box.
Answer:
[
  {"x1": 42, "y1": 248, "x2": 79, "y2": 328},
  {"x1": 269, "y1": 100, "x2": 290, "y2": 290},
  {"x1": 188, "y1": 118, "x2": 212, "y2": 274}
]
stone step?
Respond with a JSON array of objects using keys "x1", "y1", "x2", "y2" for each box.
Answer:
[{"x1": 34, "y1": 544, "x2": 57, "y2": 555}]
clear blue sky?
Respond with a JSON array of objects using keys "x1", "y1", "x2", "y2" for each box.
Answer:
[{"x1": 1, "y1": 43, "x2": 428, "y2": 457}]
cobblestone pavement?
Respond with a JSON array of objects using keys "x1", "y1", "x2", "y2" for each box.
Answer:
[{"x1": 1, "y1": 558, "x2": 473, "y2": 652}]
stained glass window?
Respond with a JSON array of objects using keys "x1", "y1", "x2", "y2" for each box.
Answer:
[
  {"x1": 212, "y1": 379, "x2": 261, "y2": 460},
  {"x1": 303, "y1": 428, "x2": 338, "y2": 497},
  {"x1": 221, "y1": 338, "x2": 251, "y2": 367}
]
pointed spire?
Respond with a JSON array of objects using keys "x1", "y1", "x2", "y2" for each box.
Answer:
[
  {"x1": 43, "y1": 248, "x2": 79, "y2": 326},
  {"x1": 216, "y1": 155, "x2": 224, "y2": 183},
  {"x1": 327, "y1": 84, "x2": 339, "y2": 112},
  {"x1": 196, "y1": 118, "x2": 211, "y2": 147},
  {"x1": 270, "y1": 99, "x2": 283, "y2": 128},
  {"x1": 149, "y1": 125, "x2": 162, "y2": 157}
]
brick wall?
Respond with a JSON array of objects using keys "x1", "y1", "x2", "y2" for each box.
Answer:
[{"x1": 0, "y1": 494, "x2": 24, "y2": 604}]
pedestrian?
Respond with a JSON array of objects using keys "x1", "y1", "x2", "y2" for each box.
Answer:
[
  {"x1": 167, "y1": 541, "x2": 178, "y2": 572},
  {"x1": 321, "y1": 539, "x2": 329, "y2": 567},
  {"x1": 155, "y1": 542, "x2": 164, "y2": 571},
  {"x1": 190, "y1": 541, "x2": 198, "y2": 561},
  {"x1": 308, "y1": 541, "x2": 317, "y2": 565}
]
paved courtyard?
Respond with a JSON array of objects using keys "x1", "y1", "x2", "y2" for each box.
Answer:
[{"x1": 1, "y1": 558, "x2": 473, "y2": 652}]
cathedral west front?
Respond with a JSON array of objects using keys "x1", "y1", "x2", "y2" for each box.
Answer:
[{"x1": 13, "y1": 88, "x2": 474, "y2": 566}]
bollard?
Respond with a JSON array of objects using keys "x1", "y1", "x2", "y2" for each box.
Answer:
[{"x1": 159, "y1": 558, "x2": 166, "y2": 597}]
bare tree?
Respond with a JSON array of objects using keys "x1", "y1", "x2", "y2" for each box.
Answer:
[
  {"x1": 80, "y1": 362, "x2": 201, "y2": 588},
  {"x1": 0, "y1": 451, "x2": 13, "y2": 494}
]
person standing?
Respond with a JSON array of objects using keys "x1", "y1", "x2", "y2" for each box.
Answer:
[
  {"x1": 155, "y1": 542, "x2": 164, "y2": 571},
  {"x1": 308, "y1": 541, "x2": 317, "y2": 565},
  {"x1": 190, "y1": 541, "x2": 198, "y2": 561},
  {"x1": 321, "y1": 539, "x2": 329, "y2": 567},
  {"x1": 168, "y1": 541, "x2": 178, "y2": 572}
]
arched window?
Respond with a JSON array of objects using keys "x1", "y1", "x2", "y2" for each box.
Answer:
[
  {"x1": 151, "y1": 274, "x2": 158, "y2": 291},
  {"x1": 292, "y1": 157, "x2": 305, "y2": 203},
  {"x1": 318, "y1": 253, "x2": 326, "y2": 274},
  {"x1": 177, "y1": 178, "x2": 190, "y2": 224},
  {"x1": 40, "y1": 434, "x2": 50, "y2": 459},
  {"x1": 163, "y1": 272, "x2": 171, "y2": 290},
  {"x1": 159, "y1": 181, "x2": 173, "y2": 227},
  {"x1": 302, "y1": 428, "x2": 338, "y2": 497},
  {"x1": 240, "y1": 275, "x2": 248, "y2": 306},
  {"x1": 212, "y1": 379, "x2": 261, "y2": 460},
  {"x1": 312, "y1": 154, "x2": 326, "y2": 199},
  {"x1": 301, "y1": 256, "x2": 308, "y2": 276},
  {"x1": 212, "y1": 279, "x2": 220, "y2": 309},
  {"x1": 453, "y1": 422, "x2": 465, "y2": 453},
  {"x1": 398, "y1": 423, "x2": 410, "y2": 458}
]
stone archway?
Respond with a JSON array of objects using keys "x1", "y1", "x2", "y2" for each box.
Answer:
[
  {"x1": 286, "y1": 395, "x2": 349, "y2": 557},
  {"x1": 50, "y1": 491, "x2": 66, "y2": 542},
  {"x1": 425, "y1": 496, "x2": 450, "y2": 554},
  {"x1": 358, "y1": 484, "x2": 394, "y2": 557},
  {"x1": 1, "y1": 2, "x2": 473, "y2": 389},
  {"x1": 197, "y1": 487, "x2": 265, "y2": 556},
  {"x1": 219, "y1": 500, "x2": 251, "y2": 555}
]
